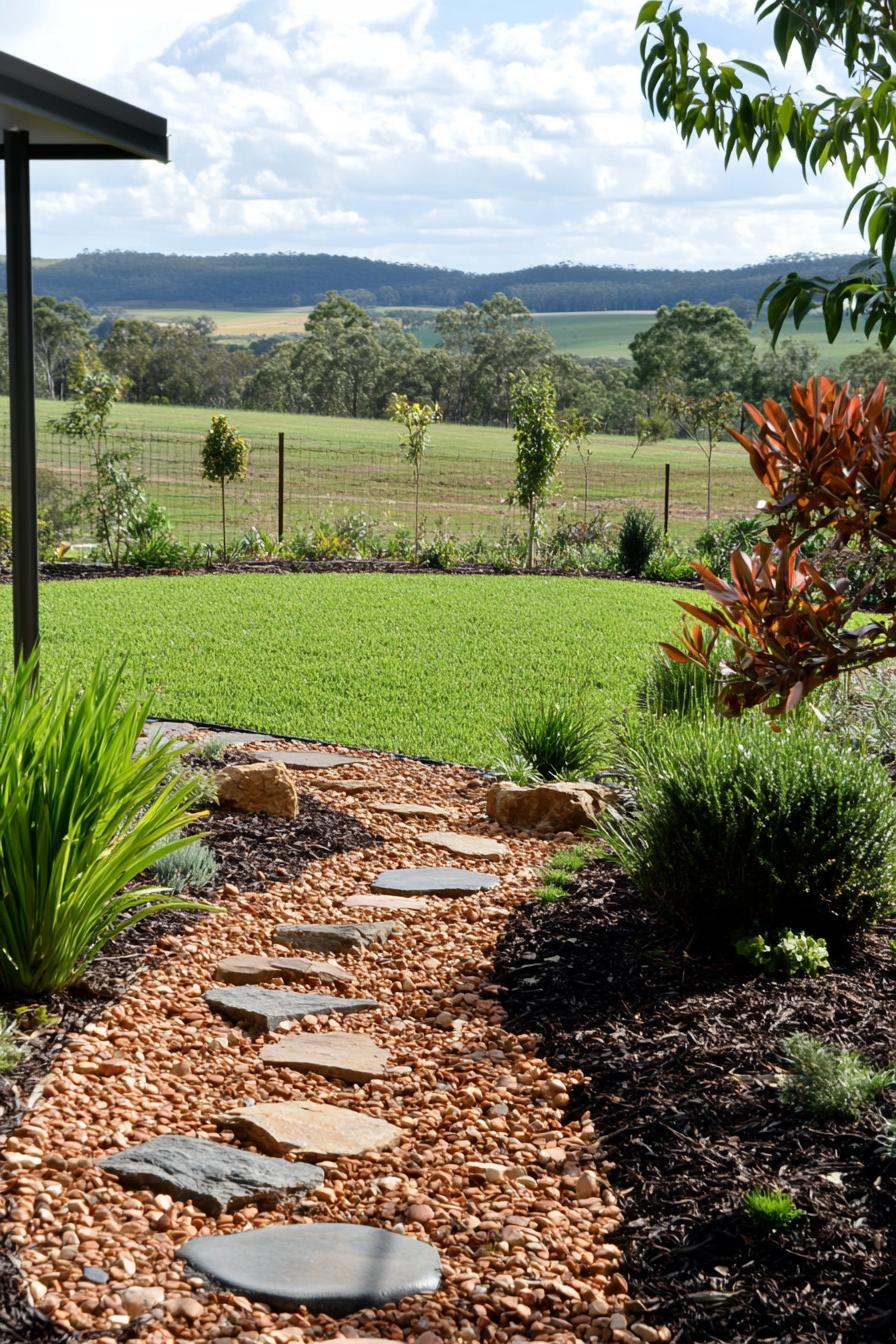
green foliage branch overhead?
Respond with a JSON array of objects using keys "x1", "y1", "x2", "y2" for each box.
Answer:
[{"x1": 637, "y1": 1, "x2": 896, "y2": 347}]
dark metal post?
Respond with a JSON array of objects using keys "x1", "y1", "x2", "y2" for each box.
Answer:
[
  {"x1": 277, "y1": 432, "x2": 285, "y2": 542},
  {"x1": 4, "y1": 129, "x2": 39, "y2": 662},
  {"x1": 663, "y1": 462, "x2": 671, "y2": 535}
]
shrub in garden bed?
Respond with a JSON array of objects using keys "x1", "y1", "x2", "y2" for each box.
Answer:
[{"x1": 598, "y1": 712, "x2": 896, "y2": 947}]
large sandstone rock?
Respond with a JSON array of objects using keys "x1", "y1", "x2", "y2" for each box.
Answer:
[
  {"x1": 215, "y1": 762, "x2": 298, "y2": 818},
  {"x1": 485, "y1": 779, "x2": 618, "y2": 834}
]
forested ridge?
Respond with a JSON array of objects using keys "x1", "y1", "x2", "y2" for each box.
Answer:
[{"x1": 5, "y1": 249, "x2": 868, "y2": 312}]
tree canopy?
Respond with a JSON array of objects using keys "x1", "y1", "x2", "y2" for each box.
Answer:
[{"x1": 638, "y1": 1, "x2": 896, "y2": 347}]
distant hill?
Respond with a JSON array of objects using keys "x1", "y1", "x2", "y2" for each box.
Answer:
[{"x1": 6, "y1": 248, "x2": 869, "y2": 314}]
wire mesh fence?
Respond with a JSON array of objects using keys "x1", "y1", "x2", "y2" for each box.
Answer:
[{"x1": 0, "y1": 417, "x2": 750, "y2": 548}]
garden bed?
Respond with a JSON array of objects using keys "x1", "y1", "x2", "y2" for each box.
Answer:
[
  {"x1": 495, "y1": 858, "x2": 896, "y2": 1343},
  {"x1": 0, "y1": 558, "x2": 701, "y2": 587}
]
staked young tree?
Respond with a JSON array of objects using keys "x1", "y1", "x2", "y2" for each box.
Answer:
[
  {"x1": 201, "y1": 415, "x2": 249, "y2": 562},
  {"x1": 388, "y1": 393, "x2": 442, "y2": 561},
  {"x1": 511, "y1": 370, "x2": 565, "y2": 571}
]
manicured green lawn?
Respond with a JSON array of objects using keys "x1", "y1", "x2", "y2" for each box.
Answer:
[{"x1": 10, "y1": 573, "x2": 687, "y2": 765}]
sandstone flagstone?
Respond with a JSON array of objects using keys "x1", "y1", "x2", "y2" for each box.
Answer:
[
  {"x1": 213, "y1": 954, "x2": 353, "y2": 987},
  {"x1": 272, "y1": 922, "x2": 400, "y2": 955},
  {"x1": 370, "y1": 866, "x2": 501, "y2": 896},
  {"x1": 247, "y1": 749, "x2": 364, "y2": 770},
  {"x1": 98, "y1": 1136, "x2": 323, "y2": 1216},
  {"x1": 217, "y1": 1099, "x2": 401, "y2": 1159},
  {"x1": 260, "y1": 1032, "x2": 389, "y2": 1082},
  {"x1": 417, "y1": 831, "x2": 509, "y2": 858},
  {"x1": 345, "y1": 892, "x2": 430, "y2": 912},
  {"x1": 204, "y1": 986, "x2": 377, "y2": 1032},
  {"x1": 369, "y1": 802, "x2": 455, "y2": 819},
  {"x1": 176, "y1": 1222, "x2": 441, "y2": 1315},
  {"x1": 313, "y1": 778, "x2": 382, "y2": 794}
]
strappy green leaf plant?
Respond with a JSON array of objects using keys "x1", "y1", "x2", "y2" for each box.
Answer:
[{"x1": 0, "y1": 655, "x2": 214, "y2": 995}]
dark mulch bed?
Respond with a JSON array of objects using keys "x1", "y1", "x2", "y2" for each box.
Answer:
[
  {"x1": 184, "y1": 791, "x2": 381, "y2": 891},
  {"x1": 0, "y1": 559, "x2": 700, "y2": 588},
  {"x1": 0, "y1": 793, "x2": 380, "y2": 1342},
  {"x1": 494, "y1": 860, "x2": 896, "y2": 1344}
]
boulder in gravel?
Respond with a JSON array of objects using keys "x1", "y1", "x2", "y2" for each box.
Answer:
[
  {"x1": 176, "y1": 1222, "x2": 441, "y2": 1315},
  {"x1": 272, "y1": 922, "x2": 399, "y2": 955},
  {"x1": 217, "y1": 1100, "x2": 401, "y2": 1159},
  {"x1": 204, "y1": 985, "x2": 377, "y2": 1032},
  {"x1": 98, "y1": 1135, "x2": 323, "y2": 1216},
  {"x1": 215, "y1": 762, "x2": 298, "y2": 818},
  {"x1": 485, "y1": 779, "x2": 619, "y2": 833}
]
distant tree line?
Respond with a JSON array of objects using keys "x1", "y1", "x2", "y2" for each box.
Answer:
[
  {"x1": 5, "y1": 248, "x2": 869, "y2": 313},
  {"x1": 1, "y1": 290, "x2": 890, "y2": 437}
]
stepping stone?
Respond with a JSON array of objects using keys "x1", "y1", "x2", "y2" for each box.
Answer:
[
  {"x1": 314, "y1": 778, "x2": 382, "y2": 794},
  {"x1": 217, "y1": 1100, "x2": 401, "y2": 1159},
  {"x1": 212, "y1": 729, "x2": 277, "y2": 746},
  {"x1": 213, "y1": 954, "x2": 354, "y2": 987},
  {"x1": 98, "y1": 1136, "x2": 323, "y2": 1216},
  {"x1": 247, "y1": 749, "x2": 363, "y2": 770},
  {"x1": 417, "y1": 831, "x2": 509, "y2": 858},
  {"x1": 176, "y1": 1222, "x2": 441, "y2": 1314},
  {"x1": 141, "y1": 719, "x2": 196, "y2": 740},
  {"x1": 371, "y1": 867, "x2": 501, "y2": 897},
  {"x1": 370, "y1": 802, "x2": 455, "y2": 820},
  {"x1": 345, "y1": 892, "x2": 429, "y2": 912},
  {"x1": 260, "y1": 1032, "x2": 389, "y2": 1082},
  {"x1": 272, "y1": 922, "x2": 400, "y2": 955},
  {"x1": 204, "y1": 986, "x2": 377, "y2": 1032}
]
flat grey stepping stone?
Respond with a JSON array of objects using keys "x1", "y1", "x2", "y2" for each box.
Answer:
[
  {"x1": 370, "y1": 802, "x2": 455, "y2": 820},
  {"x1": 345, "y1": 892, "x2": 429, "y2": 912},
  {"x1": 176, "y1": 1222, "x2": 441, "y2": 1314},
  {"x1": 272, "y1": 922, "x2": 400, "y2": 955},
  {"x1": 371, "y1": 867, "x2": 501, "y2": 897},
  {"x1": 417, "y1": 831, "x2": 509, "y2": 858},
  {"x1": 141, "y1": 720, "x2": 196, "y2": 740},
  {"x1": 213, "y1": 954, "x2": 354, "y2": 987},
  {"x1": 212, "y1": 730, "x2": 277, "y2": 746},
  {"x1": 204, "y1": 986, "x2": 377, "y2": 1032},
  {"x1": 247, "y1": 749, "x2": 364, "y2": 770},
  {"x1": 98, "y1": 1135, "x2": 323, "y2": 1216},
  {"x1": 260, "y1": 1032, "x2": 389, "y2": 1082},
  {"x1": 216, "y1": 1100, "x2": 401, "y2": 1159}
]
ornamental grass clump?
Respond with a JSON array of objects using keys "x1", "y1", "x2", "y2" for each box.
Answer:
[
  {"x1": 743, "y1": 1188, "x2": 805, "y2": 1234},
  {"x1": 498, "y1": 699, "x2": 605, "y2": 781},
  {"x1": 597, "y1": 713, "x2": 896, "y2": 947},
  {"x1": 780, "y1": 1033, "x2": 895, "y2": 1120},
  {"x1": 0, "y1": 655, "x2": 213, "y2": 995}
]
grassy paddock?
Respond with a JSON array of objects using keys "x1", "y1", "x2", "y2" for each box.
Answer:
[
  {"x1": 110, "y1": 303, "x2": 869, "y2": 365},
  {"x1": 0, "y1": 397, "x2": 760, "y2": 543},
  {"x1": 7, "y1": 573, "x2": 687, "y2": 765}
]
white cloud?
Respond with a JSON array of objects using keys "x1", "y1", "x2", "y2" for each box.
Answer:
[{"x1": 1, "y1": 0, "x2": 866, "y2": 270}]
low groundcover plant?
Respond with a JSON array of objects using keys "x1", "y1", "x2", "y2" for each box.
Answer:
[
  {"x1": 743, "y1": 1187, "x2": 805, "y2": 1234},
  {"x1": 0, "y1": 654, "x2": 214, "y2": 995},
  {"x1": 780, "y1": 1033, "x2": 896, "y2": 1120}
]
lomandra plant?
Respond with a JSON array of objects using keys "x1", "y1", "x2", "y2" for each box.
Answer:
[
  {"x1": 0, "y1": 656, "x2": 211, "y2": 995},
  {"x1": 498, "y1": 699, "x2": 605, "y2": 781},
  {"x1": 597, "y1": 713, "x2": 896, "y2": 946}
]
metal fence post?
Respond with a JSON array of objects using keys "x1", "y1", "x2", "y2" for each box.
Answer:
[
  {"x1": 277, "y1": 432, "x2": 285, "y2": 542},
  {"x1": 663, "y1": 462, "x2": 671, "y2": 535}
]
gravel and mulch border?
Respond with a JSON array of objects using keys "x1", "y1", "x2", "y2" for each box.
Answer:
[
  {"x1": 494, "y1": 858, "x2": 896, "y2": 1344},
  {"x1": 0, "y1": 559, "x2": 700, "y2": 588},
  {"x1": 1, "y1": 746, "x2": 638, "y2": 1344}
]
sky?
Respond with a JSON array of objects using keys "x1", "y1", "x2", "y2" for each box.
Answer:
[{"x1": 0, "y1": 0, "x2": 865, "y2": 273}]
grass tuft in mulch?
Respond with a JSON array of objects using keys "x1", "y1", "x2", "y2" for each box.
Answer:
[{"x1": 494, "y1": 858, "x2": 896, "y2": 1344}]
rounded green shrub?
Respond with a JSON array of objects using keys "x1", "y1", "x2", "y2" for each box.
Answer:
[{"x1": 598, "y1": 713, "x2": 896, "y2": 946}]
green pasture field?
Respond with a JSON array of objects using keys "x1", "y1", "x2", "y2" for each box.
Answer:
[
  {"x1": 0, "y1": 397, "x2": 759, "y2": 543},
  {"x1": 2, "y1": 572, "x2": 686, "y2": 765},
  {"x1": 111, "y1": 302, "x2": 871, "y2": 365}
]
